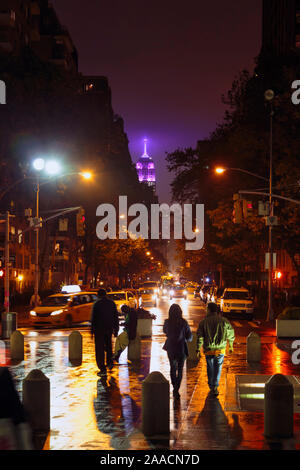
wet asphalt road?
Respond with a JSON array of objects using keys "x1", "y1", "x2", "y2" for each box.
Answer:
[{"x1": 2, "y1": 295, "x2": 300, "y2": 450}]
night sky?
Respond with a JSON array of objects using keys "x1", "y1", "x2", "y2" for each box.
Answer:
[{"x1": 51, "y1": 0, "x2": 262, "y2": 202}]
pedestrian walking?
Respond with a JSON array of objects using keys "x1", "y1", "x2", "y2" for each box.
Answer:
[
  {"x1": 163, "y1": 304, "x2": 193, "y2": 400},
  {"x1": 197, "y1": 302, "x2": 235, "y2": 396},
  {"x1": 91, "y1": 288, "x2": 119, "y2": 376},
  {"x1": 112, "y1": 305, "x2": 138, "y2": 362},
  {"x1": 29, "y1": 293, "x2": 41, "y2": 308}
]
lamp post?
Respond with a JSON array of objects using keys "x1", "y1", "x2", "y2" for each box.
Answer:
[
  {"x1": 264, "y1": 89, "x2": 275, "y2": 321},
  {"x1": 215, "y1": 95, "x2": 276, "y2": 323}
]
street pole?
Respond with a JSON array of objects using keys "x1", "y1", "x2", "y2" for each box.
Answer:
[
  {"x1": 266, "y1": 93, "x2": 274, "y2": 322},
  {"x1": 34, "y1": 176, "x2": 40, "y2": 307},
  {"x1": 4, "y1": 211, "x2": 10, "y2": 313}
]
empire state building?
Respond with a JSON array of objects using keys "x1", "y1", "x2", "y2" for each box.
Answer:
[{"x1": 136, "y1": 139, "x2": 156, "y2": 191}]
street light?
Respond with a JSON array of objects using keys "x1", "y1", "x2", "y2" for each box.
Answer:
[
  {"x1": 32, "y1": 158, "x2": 90, "y2": 307},
  {"x1": 80, "y1": 171, "x2": 93, "y2": 180},
  {"x1": 32, "y1": 158, "x2": 61, "y2": 307},
  {"x1": 215, "y1": 166, "x2": 268, "y2": 182},
  {"x1": 264, "y1": 89, "x2": 275, "y2": 321},
  {"x1": 214, "y1": 89, "x2": 275, "y2": 321}
]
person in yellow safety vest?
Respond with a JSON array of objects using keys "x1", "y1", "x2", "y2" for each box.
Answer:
[{"x1": 197, "y1": 302, "x2": 235, "y2": 396}]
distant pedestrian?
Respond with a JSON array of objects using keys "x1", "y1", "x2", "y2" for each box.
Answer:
[
  {"x1": 197, "y1": 302, "x2": 235, "y2": 396},
  {"x1": 163, "y1": 304, "x2": 193, "y2": 400},
  {"x1": 91, "y1": 289, "x2": 119, "y2": 376},
  {"x1": 112, "y1": 305, "x2": 138, "y2": 362},
  {"x1": 29, "y1": 294, "x2": 41, "y2": 308}
]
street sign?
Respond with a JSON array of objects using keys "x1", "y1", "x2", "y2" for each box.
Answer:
[
  {"x1": 258, "y1": 201, "x2": 270, "y2": 216},
  {"x1": 266, "y1": 216, "x2": 278, "y2": 226},
  {"x1": 265, "y1": 253, "x2": 277, "y2": 270}
]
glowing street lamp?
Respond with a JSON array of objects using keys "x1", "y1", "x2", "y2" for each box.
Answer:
[
  {"x1": 215, "y1": 167, "x2": 227, "y2": 175},
  {"x1": 45, "y1": 160, "x2": 61, "y2": 176},
  {"x1": 80, "y1": 171, "x2": 93, "y2": 180}
]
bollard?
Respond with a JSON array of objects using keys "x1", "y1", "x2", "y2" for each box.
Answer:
[
  {"x1": 1, "y1": 312, "x2": 17, "y2": 339},
  {"x1": 247, "y1": 331, "x2": 261, "y2": 362},
  {"x1": 142, "y1": 371, "x2": 169, "y2": 437},
  {"x1": 68, "y1": 331, "x2": 82, "y2": 362},
  {"x1": 187, "y1": 334, "x2": 198, "y2": 362},
  {"x1": 137, "y1": 318, "x2": 153, "y2": 338},
  {"x1": 264, "y1": 374, "x2": 294, "y2": 438},
  {"x1": 10, "y1": 330, "x2": 24, "y2": 361},
  {"x1": 128, "y1": 334, "x2": 141, "y2": 361},
  {"x1": 22, "y1": 370, "x2": 50, "y2": 433}
]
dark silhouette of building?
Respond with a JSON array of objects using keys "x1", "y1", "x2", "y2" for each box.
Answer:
[
  {"x1": 0, "y1": 0, "x2": 78, "y2": 73},
  {"x1": 262, "y1": 0, "x2": 300, "y2": 57}
]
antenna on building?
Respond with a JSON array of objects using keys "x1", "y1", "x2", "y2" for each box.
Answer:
[{"x1": 143, "y1": 138, "x2": 148, "y2": 157}]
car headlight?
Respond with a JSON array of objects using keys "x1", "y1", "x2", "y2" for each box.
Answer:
[
  {"x1": 183, "y1": 290, "x2": 187, "y2": 295},
  {"x1": 30, "y1": 310, "x2": 37, "y2": 316},
  {"x1": 50, "y1": 309, "x2": 63, "y2": 316}
]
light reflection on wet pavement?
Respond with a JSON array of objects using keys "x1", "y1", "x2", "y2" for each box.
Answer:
[{"x1": 2, "y1": 296, "x2": 300, "y2": 450}]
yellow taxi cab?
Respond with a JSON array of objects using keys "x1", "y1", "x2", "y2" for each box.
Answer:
[
  {"x1": 138, "y1": 287, "x2": 158, "y2": 307},
  {"x1": 29, "y1": 288, "x2": 99, "y2": 328}
]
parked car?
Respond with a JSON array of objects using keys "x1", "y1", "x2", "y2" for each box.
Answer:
[
  {"x1": 220, "y1": 288, "x2": 254, "y2": 319},
  {"x1": 169, "y1": 285, "x2": 188, "y2": 300},
  {"x1": 29, "y1": 291, "x2": 99, "y2": 327},
  {"x1": 138, "y1": 287, "x2": 158, "y2": 307},
  {"x1": 106, "y1": 290, "x2": 138, "y2": 314}
]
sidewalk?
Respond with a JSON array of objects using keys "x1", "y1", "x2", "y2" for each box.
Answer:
[{"x1": 1, "y1": 324, "x2": 300, "y2": 450}]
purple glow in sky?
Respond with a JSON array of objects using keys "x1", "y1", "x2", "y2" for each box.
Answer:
[{"x1": 51, "y1": 0, "x2": 262, "y2": 202}]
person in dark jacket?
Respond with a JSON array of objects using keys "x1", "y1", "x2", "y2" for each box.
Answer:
[
  {"x1": 163, "y1": 304, "x2": 193, "y2": 399},
  {"x1": 91, "y1": 289, "x2": 119, "y2": 376},
  {"x1": 112, "y1": 305, "x2": 138, "y2": 362}
]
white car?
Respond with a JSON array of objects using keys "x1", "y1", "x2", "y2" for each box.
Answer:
[
  {"x1": 220, "y1": 288, "x2": 254, "y2": 319},
  {"x1": 106, "y1": 291, "x2": 137, "y2": 314}
]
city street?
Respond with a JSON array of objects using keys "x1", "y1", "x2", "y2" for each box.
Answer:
[{"x1": 1, "y1": 295, "x2": 300, "y2": 450}]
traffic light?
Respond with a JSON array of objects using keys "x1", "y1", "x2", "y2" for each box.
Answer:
[
  {"x1": 242, "y1": 200, "x2": 254, "y2": 219},
  {"x1": 76, "y1": 207, "x2": 86, "y2": 236},
  {"x1": 233, "y1": 194, "x2": 243, "y2": 224},
  {"x1": 274, "y1": 271, "x2": 283, "y2": 281},
  {"x1": 0, "y1": 269, "x2": 4, "y2": 278}
]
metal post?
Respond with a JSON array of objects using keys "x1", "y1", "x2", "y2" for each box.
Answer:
[
  {"x1": 267, "y1": 103, "x2": 274, "y2": 322},
  {"x1": 4, "y1": 211, "x2": 10, "y2": 314},
  {"x1": 34, "y1": 177, "x2": 39, "y2": 307}
]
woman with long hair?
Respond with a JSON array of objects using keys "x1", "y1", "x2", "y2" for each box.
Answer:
[{"x1": 163, "y1": 304, "x2": 193, "y2": 399}]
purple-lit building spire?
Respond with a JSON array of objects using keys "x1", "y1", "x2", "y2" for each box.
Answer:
[{"x1": 136, "y1": 139, "x2": 156, "y2": 191}]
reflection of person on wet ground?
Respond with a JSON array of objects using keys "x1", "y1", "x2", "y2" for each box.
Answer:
[
  {"x1": 163, "y1": 304, "x2": 193, "y2": 400},
  {"x1": 93, "y1": 376, "x2": 130, "y2": 449},
  {"x1": 197, "y1": 302, "x2": 235, "y2": 396},
  {"x1": 112, "y1": 305, "x2": 137, "y2": 362},
  {"x1": 197, "y1": 394, "x2": 243, "y2": 450},
  {"x1": 91, "y1": 289, "x2": 119, "y2": 377}
]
